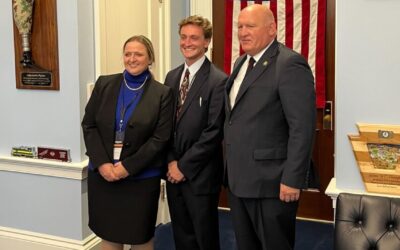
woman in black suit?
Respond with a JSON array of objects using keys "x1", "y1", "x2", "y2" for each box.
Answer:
[{"x1": 82, "y1": 35, "x2": 173, "y2": 250}]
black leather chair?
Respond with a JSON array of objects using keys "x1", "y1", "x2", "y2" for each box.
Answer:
[{"x1": 334, "y1": 193, "x2": 400, "y2": 250}]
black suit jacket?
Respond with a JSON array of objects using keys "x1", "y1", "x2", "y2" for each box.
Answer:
[
  {"x1": 164, "y1": 58, "x2": 227, "y2": 195},
  {"x1": 82, "y1": 73, "x2": 173, "y2": 175},
  {"x1": 224, "y1": 40, "x2": 316, "y2": 198}
]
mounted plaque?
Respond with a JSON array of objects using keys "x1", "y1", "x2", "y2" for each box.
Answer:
[
  {"x1": 12, "y1": 0, "x2": 59, "y2": 90},
  {"x1": 349, "y1": 123, "x2": 400, "y2": 195}
]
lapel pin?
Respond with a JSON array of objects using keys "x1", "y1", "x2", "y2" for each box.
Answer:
[{"x1": 263, "y1": 60, "x2": 268, "y2": 66}]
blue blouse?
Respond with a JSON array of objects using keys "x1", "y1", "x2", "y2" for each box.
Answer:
[{"x1": 115, "y1": 70, "x2": 148, "y2": 133}]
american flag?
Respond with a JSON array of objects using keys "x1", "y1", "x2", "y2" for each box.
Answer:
[{"x1": 224, "y1": 0, "x2": 326, "y2": 108}]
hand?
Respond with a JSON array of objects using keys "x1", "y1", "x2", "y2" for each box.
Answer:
[
  {"x1": 279, "y1": 183, "x2": 300, "y2": 203},
  {"x1": 113, "y1": 161, "x2": 129, "y2": 179},
  {"x1": 167, "y1": 161, "x2": 185, "y2": 184},
  {"x1": 98, "y1": 163, "x2": 119, "y2": 182}
]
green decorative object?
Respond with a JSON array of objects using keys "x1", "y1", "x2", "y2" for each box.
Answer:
[
  {"x1": 12, "y1": 0, "x2": 35, "y2": 67},
  {"x1": 367, "y1": 143, "x2": 400, "y2": 170}
]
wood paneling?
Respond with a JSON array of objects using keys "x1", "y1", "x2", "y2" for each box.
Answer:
[
  {"x1": 213, "y1": 0, "x2": 229, "y2": 207},
  {"x1": 297, "y1": 0, "x2": 335, "y2": 221}
]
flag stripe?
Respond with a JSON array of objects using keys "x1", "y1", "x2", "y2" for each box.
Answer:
[
  {"x1": 269, "y1": 0, "x2": 277, "y2": 19},
  {"x1": 308, "y1": 0, "x2": 318, "y2": 77},
  {"x1": 277, "y1": 0, "x2": 286, "y2": 43},
  {"x1": 224, "y1": 0, "x2": 234, "y2": 73},
  {"x1": 224, "y1": 0, "x2": 326, "y2": 108},
  {"x1": 301, "y1": 0, "x2": 310, "y2": 59},
  {"x1": 285, "y1": 0, "x2": 293, "y2": 48},
  {"x1": 293, "y1": 0, "x2": 303, "y2": 53},
  {"x1": 232, "y1": 3, "x2": 242, "y2": 69},
  {"x1": 315, "y1": 0, "x2": 326, "y2": 108}
]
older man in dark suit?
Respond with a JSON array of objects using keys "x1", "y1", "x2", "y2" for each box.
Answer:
[
  {"x1": 224, "y1": 4, "x2": 316, "y2": 250},
  {"x1": 164, "y1": 15, "x2": 227, "y2": 250}
]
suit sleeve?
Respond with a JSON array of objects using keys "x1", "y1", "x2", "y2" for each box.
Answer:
[
  {"x1": 178, "y1": 73, "x2": 227, "y2": 180},
  {"x1": 121, "y1": 88, "x2": 174, "y2": 175},
  {"x1": 278, "y1": 54, "x2": 316, "y2": 189},
  {"x1": 81, "y1": 76, "x2": 112, "y2": 169},
  {"x1": 164, "y1": 72, "x2": 179, "y2": 163}
]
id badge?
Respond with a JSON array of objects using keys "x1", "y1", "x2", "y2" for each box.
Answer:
[
  {"x1": 115, "y1": 130, "x2": 125, "y2": 142},
  {"x1": 114, "y1": 131, "x2": 124, "y2": 160},
  {"x1": 113, "y1": 142, "x2": 123, "y2": 161}
]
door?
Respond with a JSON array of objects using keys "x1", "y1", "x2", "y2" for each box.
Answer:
[
  {"x1": 212, "y1": 0, "x2": 335, "y2": 221},
  {"x1": 95, "y1": 0, "x2": 170, "y2": 81}
]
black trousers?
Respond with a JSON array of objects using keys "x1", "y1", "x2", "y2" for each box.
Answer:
[
  {"x1": 166, "y1": 181, "x2": 220, "y2": 250},
  {"x1": 228, "y1": 189, "x2": 299, "y2": 250}
]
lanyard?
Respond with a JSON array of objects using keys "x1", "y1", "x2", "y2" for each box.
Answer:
[
  {"x1": 118, "y1": 93, "x2": 139, "y2": 133},
  {"x1": 115, "y1": 75, "x2": 148, "y2": 143},
  {"x1": 118, "y1": 76, "x2": 148, "y2": 133}
]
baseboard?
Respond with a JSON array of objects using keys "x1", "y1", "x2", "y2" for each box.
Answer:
[
  {"x1": 296, "y1": 216, "x2": 334, "y2": 224},
  {"x1": 0, "y1": 226, "x2": 100, "y2": 250}
]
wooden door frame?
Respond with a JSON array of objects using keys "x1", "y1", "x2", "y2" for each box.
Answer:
[{"x1": 296, "y1": 0, "x2": 335, "y2": 221}]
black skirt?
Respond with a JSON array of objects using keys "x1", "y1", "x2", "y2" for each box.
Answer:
[{"x1": 87, "y1": 170, "x2": 160, "y2": 244}]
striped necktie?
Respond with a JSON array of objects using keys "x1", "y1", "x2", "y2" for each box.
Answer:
[{"x1": 176, "y1": 68, "x2": 190, "y2": 117}]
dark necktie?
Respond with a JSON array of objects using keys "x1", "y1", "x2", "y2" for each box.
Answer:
[
  {"x1": 177, "y1": 69, "x2": 190, "y2": 117},
  {"x1": 244, "y1": 57, "x2": 255, "y2": 78}
]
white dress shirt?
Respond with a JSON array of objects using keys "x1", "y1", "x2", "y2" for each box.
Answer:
[
  {"x1": 229, "y1": 40, "x2": 273, "y2": 108},
  {"x1": 180, "y1": 55, "x2": 206, "y2": 90}
]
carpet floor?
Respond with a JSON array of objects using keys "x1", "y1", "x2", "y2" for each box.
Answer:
[{"x1": 154, "y1": 209, "x2": 334, "y2": 250}]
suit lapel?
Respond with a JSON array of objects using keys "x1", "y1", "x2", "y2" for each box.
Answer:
[
  {"x1": 226, "y1": 56, "x2": 246, "y2": 93},
  {"x1": 225, "y1": 55, "x2": 247, "y2": 112},
  {"x1": 176, "y1": 59, "x2": 210, "y2": 122},
  {"x1": 102, "y1": 74, "x2": 122, "y2": 157},
  {"x1": 104, "y1": 74, "x2": 122, "y2": 117},
  {"x1": 233, "y1": 40, "x2": 279, "y2": 109},
  {"x1": 171, "y1": 65, "x2": 185, "y2": 114}
]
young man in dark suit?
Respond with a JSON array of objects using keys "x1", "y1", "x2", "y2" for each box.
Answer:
[
  {"x1": 224, "y1": 4, "x2": 316, "y2": 250},
  {"x1": 164, "y1": 15, "x2": 227, "y2": 250}
]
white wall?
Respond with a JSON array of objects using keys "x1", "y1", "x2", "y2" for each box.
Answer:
[
  {"x1": 0, "y1": 0, "x2": 93, "y2": 163},
  {"x1": 77, "y1": 0, "x2": 96, "y2": 162},
  {"x1": 169, "y1": 0, "x2": 188, "y2": 69},
  {"x1": 0, "y1": 0, "x2": 95, "y2": 245},
  {"x1": 335, "y1": 0, "x2": 400, "y2": 190},
  {"x1": 0, "y1": 171, "x2": 89, "y2": 240},
  {"x1": 0, "y1": 1, "x2": 188, "y2": 246}
]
